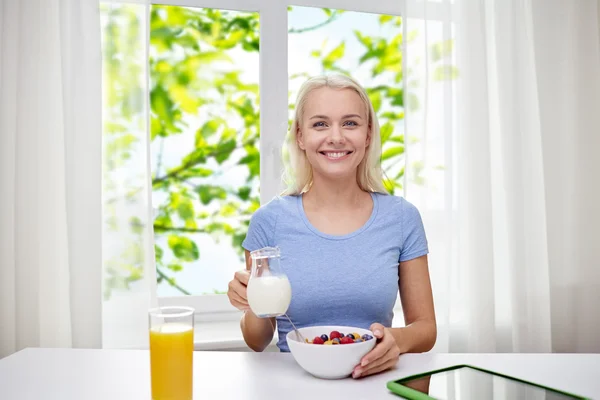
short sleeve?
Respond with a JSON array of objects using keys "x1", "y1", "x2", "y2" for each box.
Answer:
[
  {"x1": 242, "y1": 202, "x2": 279, "y2": 252},
  {"x1": 399, "y1": 198, "x2": 429, "y2": 262}
]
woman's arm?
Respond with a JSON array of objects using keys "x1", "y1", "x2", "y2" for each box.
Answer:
[
  {"x1": 390, "y1": 254, "x2": 437, "y2": 353},
  {"x1": 354, "y1": 255, "x2": 436, "y2": 378},
  {"x1": 241, "y1": 311, "x2": 276, "y2": 352},
  {"x1": 239, "y1": 250, "x2": 277, "y2": 352}
]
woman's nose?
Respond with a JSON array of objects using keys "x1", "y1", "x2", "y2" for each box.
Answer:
[{"x1": 327, "y1": 126, "x2": 345, "y2": 144}]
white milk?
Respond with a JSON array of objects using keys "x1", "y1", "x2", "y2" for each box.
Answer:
[{"x1": 247, "y1": 275, "x2": 292, "y2": 317}]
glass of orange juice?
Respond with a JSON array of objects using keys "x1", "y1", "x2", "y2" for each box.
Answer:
[{"x1": 149, "y1": 306, "x2": 195, "y2": 400}]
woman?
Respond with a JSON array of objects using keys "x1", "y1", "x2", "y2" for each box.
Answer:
[{"x1": 227, "y1": 74, "x2": 436, "y2": 379}]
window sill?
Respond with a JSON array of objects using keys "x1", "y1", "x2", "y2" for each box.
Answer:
[
  {"x1": 193, "y1": 319, "x2": 279, "y2": 352},
  {"x1": 158, "y1": 296, "x2": 280, "y2": 351}
]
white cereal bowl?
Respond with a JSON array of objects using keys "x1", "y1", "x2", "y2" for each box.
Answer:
[{"x1": 286, "y1": 325, "x2": 377, "y2": 380}]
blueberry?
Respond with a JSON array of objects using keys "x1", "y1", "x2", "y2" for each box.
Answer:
[
  {"x1": 362, "y1": 334, "x2": 373, "y2": 341},
  {"x1": 346, "y1": 333, "x2": 355, "y2": 340},
  {"x1": 339, "y1": 333, "x2": 345, "y2": 338},
  {"x1": 320, "y1": 334, "x2": 328, "y2": 342}
]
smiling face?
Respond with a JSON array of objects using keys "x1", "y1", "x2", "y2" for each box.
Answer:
[{"x1": 297, "y1": 87, "x2": 371, "y2": 183}]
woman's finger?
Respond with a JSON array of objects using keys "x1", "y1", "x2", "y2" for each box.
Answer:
[
  {"x1": 228, "y1": 279, "x2": 248, "y2": 301},
  {"x1": 369, "y1": 322, "x2": 386, "y2": 339},
  {"x1": 230, "y1": 290, "x2": 249, "y2": 307},
  {"x1": 353, "y1": 347, "x2": 392, "y2": 379},
  {"x1": 359, "y1": 358, "x2": 398, "y2": 378},
  {"x1": 356, "y1": 347, "x2": 395, "y2": 376},
  {"x1": 359, "y1": 330, "x2": 391, "y2": 367},
  {"x1": 234, "y1": 270, "x2": 250, "y2": 286},
  {"x1": 231, "y1": 300, "x2": 250, "y2": 311},
  {"x1": 229, "y1": 291, "x2": 250, "y2": 310},
  {"x1": 227, "y1": 278, "x2": 250, "y2": 311}
]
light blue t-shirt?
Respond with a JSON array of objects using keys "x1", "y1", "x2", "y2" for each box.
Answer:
[{"x1": 241, "y1": 192, "x2": 428, "y2": 352}]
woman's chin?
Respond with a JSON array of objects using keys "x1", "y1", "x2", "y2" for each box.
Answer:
[{"x1": 314, "y1": 166, "x2": 358, "y2": 182}]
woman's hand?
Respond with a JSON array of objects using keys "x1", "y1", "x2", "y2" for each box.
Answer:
[
  {"x1": 352, "y1": 323, "x2": 400, "y2": 379},
  {"x1": 227, "y1": 270, "x2": 251, "y2": 311}
]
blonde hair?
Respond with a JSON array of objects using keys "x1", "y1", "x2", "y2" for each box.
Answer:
[{"x1": 282, "y1": 74, "x2": 388, "y2": 196}]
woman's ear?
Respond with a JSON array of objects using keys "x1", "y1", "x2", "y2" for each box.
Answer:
[
  {"x1": 365, "y1": 126, "x2": 371, "y2": 147},
  {"x1": 297, "y1": 128, "x2": 305, "y2": 150}
]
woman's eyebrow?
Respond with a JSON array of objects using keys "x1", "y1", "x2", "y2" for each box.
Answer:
[{"x1": 308, "y1": 114, "x2": 363, "y2": 120}]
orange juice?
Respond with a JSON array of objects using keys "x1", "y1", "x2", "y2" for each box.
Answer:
[{"x1": 149, "y1": 323, "x2": 194, "y2": 400}]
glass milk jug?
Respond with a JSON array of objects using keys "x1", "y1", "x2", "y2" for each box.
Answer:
[{"x1": 246, "y1": 247, "x2": 292, "y2": 318}]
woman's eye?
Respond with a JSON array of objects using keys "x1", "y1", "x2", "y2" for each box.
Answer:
[
  {"x1": 313, "y1": 121, "x2": 326, "y2": 128},
  {"x1": 344, "y1": 120, "x2": 358, "y2": 127}
]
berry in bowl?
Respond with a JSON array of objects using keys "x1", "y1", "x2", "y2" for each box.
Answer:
[{"x1": 286, "y1": 325, "x2": 377, "y2": 379}]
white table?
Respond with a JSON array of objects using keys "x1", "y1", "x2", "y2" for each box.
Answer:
[{"x1": 0, "y1": 348, "x2": 598, "y2": 399}]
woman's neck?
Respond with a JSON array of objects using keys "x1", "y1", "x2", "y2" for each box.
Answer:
[{"x1": 303, "y1": 175, "x2": 368, "y2": 210}]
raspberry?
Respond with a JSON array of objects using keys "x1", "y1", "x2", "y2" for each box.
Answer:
[
  {"x1": 340, "y1": 336, "x2": 354, "y2": 344},
  {"x1": 312, "y1": 336, "x2": 325, "y2": 345},
  {"x1": 330, "y1": 331, "x2": 342, "y2": 340}
]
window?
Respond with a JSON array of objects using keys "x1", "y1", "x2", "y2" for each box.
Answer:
[{"x1": 101, "y1": 0, "x2": 455, "y2": 323}]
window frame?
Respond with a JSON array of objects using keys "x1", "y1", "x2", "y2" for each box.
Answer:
[{"x1": 150, "y1": 0, "x2": 453, "y2": 321}]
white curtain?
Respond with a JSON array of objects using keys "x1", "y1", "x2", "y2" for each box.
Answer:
[
  {"x1": 0, "y1": 0, "x2": 157, "y2": 358},
  {"x1": 404, "y1": 0, "x2": 600, "y2": 353},
  {"x1": 0, "y1": 0, "x2": 102, "y2": 358}
]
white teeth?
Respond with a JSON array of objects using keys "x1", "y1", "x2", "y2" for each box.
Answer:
[{"x1": 324, "y1": 152, "x2": 348, "y2": 159}]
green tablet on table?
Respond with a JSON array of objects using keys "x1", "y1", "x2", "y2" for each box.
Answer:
[{"x1": 386, "y1": 365, "x2": 589, "y2": 399}]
